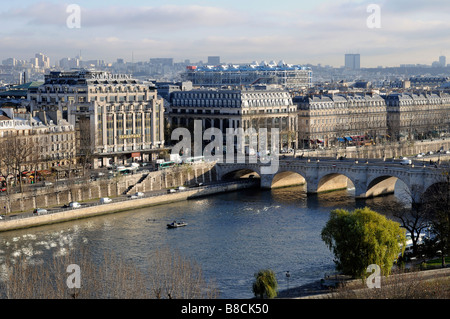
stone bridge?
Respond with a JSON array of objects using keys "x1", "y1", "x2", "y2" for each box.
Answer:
[{"x1": 215, "y1": 158, "x2": 447, "y2": 203}]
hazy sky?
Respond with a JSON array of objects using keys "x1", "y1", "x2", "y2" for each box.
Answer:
[{"x1": 1, "y1": 0, "x2": 449, "y2": 67}]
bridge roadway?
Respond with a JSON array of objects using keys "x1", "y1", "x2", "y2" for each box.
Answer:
[{"x1": 216, "y1": 155, "x2": 449, "y2": 203}]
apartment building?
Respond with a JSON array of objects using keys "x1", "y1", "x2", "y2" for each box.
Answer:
[
  {"x1": 385, "y1": 92, "x2": 450, "y2": 140},
  {"x1": 168, "y1": 86, "x2": 298, "y2": 150},
  {"x1": 0, "y1": 108, "x2": 76, "y2": 171},
  {"x1": 294, "y1": 93, "x2": 388, "y2": 148}
]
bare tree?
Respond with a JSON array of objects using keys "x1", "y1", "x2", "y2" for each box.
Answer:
[
  {"x1": 0, "y1": 246, "x2": 218, "y2": 299},
  {"x1": 77, "y1": 117, "x2": 95, "y2": 176},
  {"x1": 0, "y1": 134, "x2": 35, "y2": 194},
  {"x1": 393, "y1": 186, "x2": 430, "y2": 256},
  {"x1": 422, "y1": 166, "x2": 450, "y2": 267}
]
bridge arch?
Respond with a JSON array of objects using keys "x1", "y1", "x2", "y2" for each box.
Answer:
[
  {"x1": 316, "y1": 172, "x2": 355, "y2": 194},
  {"x1": 221, "y1": 168, "x2": 260, "y2": 181},
  {"x1": 365, "y1": 175, "x2": 411, "y2": 199},
  {"x1": 271, "y1": 171, "x2": 306, "y2": 189}
]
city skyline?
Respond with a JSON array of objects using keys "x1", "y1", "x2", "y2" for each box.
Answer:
[{"x1": 0, "y1": 0, "x2": 449, "y2": 68}]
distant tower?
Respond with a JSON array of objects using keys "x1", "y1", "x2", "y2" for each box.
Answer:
[
  {"x1": 439, "y1": 56, "x2": 446, "y2": 67},
  {"x1": 207, "y1": 56, "x2": 220, "y2": 65},
  {"x1": 345, "y1": 54, "x2": 360, "y2": 70}
]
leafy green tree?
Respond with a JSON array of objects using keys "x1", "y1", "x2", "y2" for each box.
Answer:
[
  {"x1": 252, "y1": 269, "x2": 278, "y2": 299},
  {"x1": 321, "y1": 207, "x2": 406, "y2": 278}
]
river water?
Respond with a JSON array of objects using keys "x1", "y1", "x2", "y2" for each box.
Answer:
[{"x1": 0, "y1": 182, "x2": 408, "y2": 299}]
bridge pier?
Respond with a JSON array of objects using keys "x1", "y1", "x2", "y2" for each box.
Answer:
[{"x1": 261, "y1": 174, "x2": 275, "y2": 189}]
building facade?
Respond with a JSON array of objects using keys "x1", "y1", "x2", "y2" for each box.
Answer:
[
  {"x1": 27, "y1": 70, "x2": 165, "y2": 168},
  {"x1": 168, "y1": 86, "x2": 298, "y2": 150},
  {"x1": 182, "y1": 62, "x2": 312, "y2": 90},
  {"x1": 385, "y1": 92, "x2": 450, "y2": 141},
  {"x1": 345, "y1": 54, "x2": 361, "y2": 70},
  {"x1": 0, "y1": 107, "x2": 76, "y2": 171},
  {"x1": 294, "y1": 93, "x2": 388, "y2": 148}
]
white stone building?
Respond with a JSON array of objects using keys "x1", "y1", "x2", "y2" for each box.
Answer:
[{"x1": 27, "y1": 70, "x2": 165, "y2": 168}]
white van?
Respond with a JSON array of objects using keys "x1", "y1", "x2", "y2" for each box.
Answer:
[
  {"x1": 69, "y1": 202, "x2": 81, "y2": 208},
  {"x1": 33, "y1": 208, "x2": 48, "y2": 215},
  {"x1": 99, "y1": 197, "x2": 112, "y2": 204},
  {"x1": 400, "y1": 159, "x2": 412, "y2": 165}
]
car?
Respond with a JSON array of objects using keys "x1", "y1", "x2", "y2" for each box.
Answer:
[
  {"x1": 99, "y1": 197, "x2": 112, "y2": 204},
  {"x1": 416, "y1": 154, "x2": 423, "y2": 158},
  {"x1": 168, "y1": 189, "x2": 177, "y2": 193},
  {"x1": 43, "y1": 181, "x2": 53, "y2": 187},
  {"x1": 196, "y1": 182, "x2": 204, "y2": 187},
  {"x1": 129, "y1": 194, "x2": 139, "y2": 199},
  {"x1": 69, "y1": 202, "x2": 81, "y2": 208},
  {"x1": 177, "y1": 186, "x2": 186, "y2": 191},
  {"x1": 400, "y1": 159, "x2": 412, "y2": 165},
  {"x1": 33, "y1": 208, "x2": 48, "y2": 215},
  {"x1": 134, "y1": 192, "x2": 144, "y2": 197},
  {"x1": 0, "y1": 215, "x2": 4, "y2": 220},
  {"x1": 426, "y1": 151, "x2": 434, "y2": 155}
]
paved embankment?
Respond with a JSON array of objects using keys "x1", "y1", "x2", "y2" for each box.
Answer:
[
  {"x1": 290, "y1": 267, "x2": 450, "y2": 299},
  {"x1": 0, "y1": 180, "x2": 259, "y2": 233}
]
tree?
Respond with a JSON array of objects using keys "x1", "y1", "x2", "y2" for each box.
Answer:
[
  {"x1": 422, "y1": 168, "x2": 450, "y2": 267},
  {"x1": 375, "y1": 186, "x2": 430, "y2": 257},
  {"x1": 78, "y1": 117, "x2": 95, "y2": 176},
  {"x1": 0, "y1": 134, "x2": 35, "y2": 194},
  {"x1": 252, "y1": 269, "x2": 278, "y2": 299},
  {"x1": 321, "y1": 207, "x2": 406, "y2": 278}
]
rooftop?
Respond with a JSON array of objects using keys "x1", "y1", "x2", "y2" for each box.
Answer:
[{"x1": 186, "y1": 62, "x2": 312, "y2": 72}]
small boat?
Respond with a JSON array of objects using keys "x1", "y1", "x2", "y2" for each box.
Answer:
[{"x1": 167, "y1": 221, "x2": 188, "y2": 228}]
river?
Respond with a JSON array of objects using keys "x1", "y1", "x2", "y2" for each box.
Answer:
[{"x1": 0, "y1": 182, "x2": 409, "y2": 299}]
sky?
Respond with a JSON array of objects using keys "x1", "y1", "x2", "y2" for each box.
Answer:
[{"x1": 0, "y1": 0, "x2": 449, "y2": 67}]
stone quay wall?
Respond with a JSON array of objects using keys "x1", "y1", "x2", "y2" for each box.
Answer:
[
  {"x1": 0, "y1": 179, "x2": 258, "y2": 232},
  {"x1": 0, "y1": 162, "x2": 218, "y2": 215}
]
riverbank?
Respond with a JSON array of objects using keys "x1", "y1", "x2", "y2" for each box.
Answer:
[
  {"x1": 276, "y1": 266, "x2": 450, "y2": 299},
  {"x1": 0, "y1": 180, "x2": 259, "y2": 233}
]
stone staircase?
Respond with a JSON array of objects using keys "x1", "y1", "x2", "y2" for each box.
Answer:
[{"x1": 123, "y1": 173, "x2": 149, "y2": 195}]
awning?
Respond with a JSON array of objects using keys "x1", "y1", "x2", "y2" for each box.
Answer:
[
  {"x1": 337, "y1": 138, "x2": 345, "y2": 142},
  {"x1": 345, "y1": 136, "x2": 352, "y2": 141}
]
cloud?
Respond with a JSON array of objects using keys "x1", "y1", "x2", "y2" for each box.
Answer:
[{"x1": 0, "y1": 2, "x2": 245, "y2": 30}]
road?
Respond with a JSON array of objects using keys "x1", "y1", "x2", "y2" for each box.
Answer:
[{"x1": 0, "y1": 179, "x2": 255, "y2": 222}]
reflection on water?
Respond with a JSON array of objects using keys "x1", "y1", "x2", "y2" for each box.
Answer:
[{"x1": 0, "y1": 180, "x2": 411, "y2": 299}]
